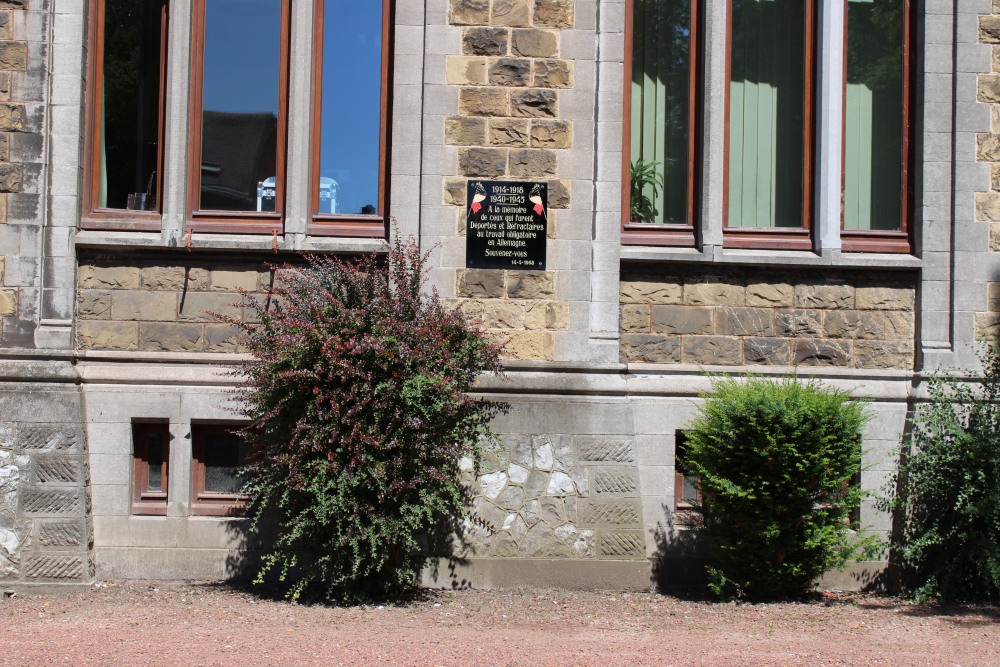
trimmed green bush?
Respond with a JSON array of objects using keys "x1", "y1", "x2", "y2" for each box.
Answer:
[
  {"x1": 684, "y1": 376, "x2": 871, "y2": 599},
  {"x1": 228, "y1": 239, "x2": 504, "y2": 602},
  {"x1": 890, "y1": 344, "x2": 1000, "y2": 603}
]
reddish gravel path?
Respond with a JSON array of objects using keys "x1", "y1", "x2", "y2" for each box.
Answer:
[{"x1": 0, "y1": 582, "x2": 997, "y2": 666}]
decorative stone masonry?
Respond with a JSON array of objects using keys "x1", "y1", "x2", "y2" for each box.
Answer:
[
  {"x1": 459, "y1": 432, "x2": 646, "y2": 560},
  {"x1": 620, "y1": 269, "x2": 917, "y2": 369},
  {"x1": 76, "y1": 257, "x2": 278, "y2": 353},
  {"x1": 0, "y1": 3, "x2": 26, "y2": 346}
]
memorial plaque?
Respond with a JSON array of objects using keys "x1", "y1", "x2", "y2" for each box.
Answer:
[{"x1": 466, "y1": 180, "x2": 547, "y2": 270}]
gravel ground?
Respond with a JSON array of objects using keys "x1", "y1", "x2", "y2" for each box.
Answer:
[{"x1": 0, "y1": 581, "x2": 997, "y2": 666}]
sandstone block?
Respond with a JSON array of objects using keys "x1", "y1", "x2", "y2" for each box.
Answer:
[
  {"x1": 684, "y1": 278, "x2": 745, "y2": 306},
  {"x1": 978, "y1": 191, "x2": 1000, "y2": 222},
  {"x1": 76, "y1": 321, "x2": 138, "y2": 351},
  {"x1": 884, "y1": 311, "x2": 915, "y2": 340},
  {"x1": 210, "y1": 269, "x2": 259, "y2": 292},
  {"x1": 534, "y1": 0, "x2": 574, "y2": 27},
  {"x1": 463, "y1": 27, "x2": 509, "y2": 55},
  {"x1": 77, "y1": 290, "x2": 111, "y2": 319},
  {"x1": 795, "y1": 282, "x2": 854, "y2": 309},
  {"x1": 530, "y1": 119, "x2": 571, "y2": 148},
  {"x1": 445, "y1": 115, "x2": 487, "y2": 145},
  {"x1": 716, "y1": 307, "x2": 774, "y2": 337},
  {"x1": 620, "y1": 278, "x2": 682, "y2": 305},
  {"x1": 992, "y1": 223, "x2": 1000, "y2": 251},
  {"x1": 139, "y1": 322, "x2": 205, "y2": 352},
  {"x1": 506, "y1": 270, "x2": 554, "y2": 298},
  {"x1": 793, "y1": 339, "x2": 852, "y2": 366},
  {"x1": 621, "y1": 334, "x2": 680, "y2": 363},
  {"x1": 492, "y1": 0, "x2": 530, "y2": 27},
  {"x1": 525, "y1": 301, "x2": 568, "y2": 329},
  {"x1": 825, "y1": 311, "x2": 886, "y2": 340},
  {"x1": 682, "y1": 336, "x2": 742, "y2": 365},
  {"x1": 982, "y1": 15, "x2": 1000, "y2": 43},
  {"x1": 444, "y1": 177, "x2": 467, "y2": 205},
  {"x1": 0, "y1": 1, "x2": 26, "y2": 8},
  {"x1": 489, "y1": 118, "x2": 530, "y2": 146},
  {"x1": 0, "y1": 102, "x2": 22, "y2": 131},
  {"x1": 110, "y1": 290, "x2": 177, "y2": 321},
  {"x1": 204, "y1": 324, "x2": 243, "y2": 352},
  {"x1": 533, "y1": 59, "x2": 573, "y2": 88},
  {"x1": 446, "y1": 55, "x2": 488, "y2": 85},
  {"x1": 978, "y1": 133, "x2": 1000, "y2": 162},
  {"x1": 489, "y1": 57, "x2": 531, "y2": 86},
  {"x1": 458, "y1": 268, "x2": 505, "y2": 297},
  {"x1": 0, "y1": 41, "x2": 26, "y2": 70},
  {"x1": 459, "y1": 87, "x2": 510, "y2": 116},
  {"x1": 140, "y1": 265, "x2": 185, "y2": 290},
  {"x1": 508, "y1": 147, "x2": 557, "y2": 177},
  {"x1": 855, "y1": 340, "x2": 913, "y2": 369},
  {"x1": 503, "y1": 330, "x2": 553, "y2": 360},
  {"x1": 79, "y1": 265, "x2": 140, "y2": 289},
  {"x1": 0, "y1": 286, "x2": 14, "y2": 315},
  {"x1": 744, "y1": 337, "x2": 792, "y2": 365},
  {"x1": 994, "y1": 46, "x2": 1000, "y2": 74},
  {"x1": 975, "y1": 312, "x2": 1000, "y2": 341},
  {"x1": 746, "y1": 281, "x2": 794, "y2": 307},
  {"x1": 548, "y1": 179, "x2": 570, "y2": 208},
  {"x1": 510, "y1": 88, "x2": 558, "y2": 117},
  {"x1": 990, "y1": 283, "x2": 1000, "y2": 312},
  {"x1": 855, "y1": 285, "x2": 915, "y2": 311},
  {"x1": 449, "y1": 0, "x2": 490, "y2": 24},
  {"x1": 511, "y1": 28, "x2": 558, "y2": 58},
  {"x1": 0, "y1": 13, "x2": 10, "y2": 41},
  {"x1": 178, "y1": 292, "x2": 241, "y2": 322},
  {"x1": 651, "y1": 305, "x2": 713, "y2": 335},
  {"x1": 620, "y1": 304, "x2": 650, "y2": 332},
  {"x1": 459, "y1": 146, "x2": 508, "y2": 177},
  {"x1": 0, "y1": 133, "x2": 7, "y2": 161},
  {"x1": 483, "y1": 301, "x2": 524, "y2": 329},
  {"x1": 0, "y1": 163, "x2": 21, "y2": 192},
  {"x1": 774, "y1": 309, "x2": 822, "y2": 337}
]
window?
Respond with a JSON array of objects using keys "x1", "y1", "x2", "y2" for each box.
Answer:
[
  {"x1": 191, "y1": 424, "x2": 251, "y2": 516},
  {"x1": 673, "y1": 432, "x2": 701, "y2": 515},
  {"x1": 132, "y1": 422, "x2": 170, "y2": 515}
]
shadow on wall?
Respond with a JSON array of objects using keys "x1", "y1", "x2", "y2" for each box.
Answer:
[{"x1": 649, "y1": 504, "x2": 712, "y2": 597}]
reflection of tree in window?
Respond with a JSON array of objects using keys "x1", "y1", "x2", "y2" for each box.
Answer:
[{"x1": 630, "y1": 0, "x2": 693, "y2": 224}]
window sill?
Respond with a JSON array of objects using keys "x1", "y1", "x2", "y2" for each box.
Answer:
[
  {"x1": 74, "y1": 230, "x2": 389, "y2": 254},
  {"x1": 620, "y1": 244, "x2": 922, "y2": 270}
]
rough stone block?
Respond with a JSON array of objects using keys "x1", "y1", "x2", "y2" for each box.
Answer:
[
  {"x1": 37, "y1": 521, "x2": 84, "y2": 547},
  {"x1": 139, "y1": 322, "x2": 205, "y2": 352},
  {"x1": 0, "y1": 41, "x2": 26, "y2": 70},
  {"x1": 510, "y1": 88, "x2": 558, "y2": 117},
  {"x1": 0, "y1": 13, "x2": 9, "y2": 41},
  {"x1": 0, "y1": 1, "x2": 26, "y2": 9},
  {"x1": 981, "y1": 15, "x2": 1000, "y2": 43},
  {"x1": 79, "y1": 265, "x2": 140, "y2": 289},
  {"x1": 446, "y1": 55, "x2": 488, "y2": 85},
  {"x1": 716, "y1": 307, "x2": 774, "y2": 337},
  {"x1": 449, "y1": 0, "x2": 490, "y2": 24},
  {"x1": 178, "y1": 291, "x2": 241, "y2": 323},
  {"x1": 0, "y1": 132, "x2": 7, "y2": 161},
  {"x1": 825, "y1": 311, "x2": 887, "y2": 340},
  {"x1": 503, "y1": 330, "x2": 553, "y2": 360},
  {"x1": 619, "y1": 304, "x2": 650, "y2": 332},
  {"x1": 793, "y1": 339, "x2": 852, "y2": 366},
  {"x1": 883, "y1": 311, "x2": 915, "y2": 339},
  {"x1": 621, "y1": 333, "x2": 680, "y2": 363},
  {"x1": 774, "y1": 309, "x2": 822, "y2": 337},
  {"x1": 0, "y1": 102, "x2": 22, "y2": 131},
  {"x1": 443, "y1": 177, "x2": 467, "y2": 205},
  {"x1": 463, "y1": 27, "x2": 509, "y2": 55},
  {"x1": 981, "y1": 74, "x2": 1000, "y2": 104},
  {"x1": 18, "y1": 425, "x2": 81, "y2": 451},
  {"x1": 598, "y1": 531, "x2": 645, "y2": 558},
  {"x1": 77, "y1": 290, "x2": 111, "y2": 319},
  {"x1": 990, "y1": 282, "x2": 1000, "y2": 312},
  {"x1": 459, "y1": 146, "x2": 508, "y2": 177},
  {"x1": 0, "y1": 162, "x2": 22, "y2": 192},
  {"x1": 978, "y1": 133, "x2": 1000, "y2": 161},
  {"x1": 684, "y1": 278, "x2": 744, "y2": 306},
  {"x1": 620, "y1": 278, "x2": 681, "y2": 305},
  {"x1": 492, "y1": 0, "x2": 530, "y2": 26},
  {"x1": 576, "y1": 437, "x2": 636, "y2": 463},
  {"x1": 489, "y1": 57, "x2": 531, "y2": 86},
  {"x1": 746, "y1": 281, "x2": 794, "y2": 308},
  {"x1": 24, "y1": 555, "x2": 85, "y2": 580},
  {"x1": 210, "y1": 270, "x2": 258, "y2": 292},
  {"x1": 855, "y1": 341, "x2": 914, "y2": 369},
  {"x1": 534, "y1": 0, "x2": 574, "y2": 27},
  {"x1": 20, "y1": 489, "x2": 83, "y2": 514},
  {"x1": 511, "y1": 28, "x2": 558, "y2": 58},
  {"x1": 855, "y1": 285, "x2": 915, "y2": 311},
  {"x1": 978, "y1": 191, "x2": 1000, "y2": 222},
  {"x1": 530, "y1": 119, "x2": 571, "y2": 148},
  {"x1": 547, "y1": 178, "x2": 570, "y2": 208},
  {"x1": 533, "y1": 59, "x2": 573, "y2": 89},
  {"x1": 139, "y1": 265, "x2": 200, "y2": 291},
  {"x1": 110, "y1": 290, "x2": 177, "y2": 321},
  {"x1": 76, "y1": 321, "x2": 138, "y2": 351},
  {"x1": 459, "y1": 87, "x2": 510, "y2": 117},
  {"x1": 506, "y1": 270, "x2": 554, "y2": 298},
  {"x1": 795, "y1": 282, "x2": 854, "y2": 309},
  {"x1": 992, "y1": 223, "x2": 1000, "y2": 251},
  {"x1": 508, "y1": 147, "x2": 557, "y2": 177},
  {"x1": 525, "y1": 301, "x2": 568, "y2": 329},
  {"x1": 681, "y1": 336, "x2": 742, "y2": 365},
  {"x1": 458, "y1": 268, "x2": 505, "y2": 297},
  {"x1": 744, "y1": 337, "x2": 792, "y2": 365},
  {"x1": 975, "y1": 312, "x2": 1000, "y2": 340},
  {"x1": 34, "y1": 457, "x2": 80, "y2": 484},
  {"x1": 650, "y1": 305, "x2": 712, "y2": 335},
  {"x1": 0, "y1": 286, "x2": 14, "y2": 315},
  {"x1": 488, "y1": 118, "x2": 530, "y2": 146},
  {"x1": 483, "y1": 300, "x2": 524, "y2": 329}
]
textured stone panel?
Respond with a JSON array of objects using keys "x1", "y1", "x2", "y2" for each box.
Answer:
[
  {"x1": 598, "y1": 531, "x2": 645, "y2": 558},
  {"x1": 594, "y1": 469, "x2": 639, "y2": 494},
  {"x1": 34, "y1": 457, "x2": 80, "y2": 484},
  {"x1": 37, "y1": 521, "x2": 84, "y2": 547},
  {"x1": 18, "y1": 424, "x2": 81, "y2": 451},
  {"x1": 577, "y1": 437, "x2": 636, "y2": 463},
  {"x1": 20, "y1": 489, "x2": 82, "y2": 514},
  {"x1": 621, "y1": 334, "x2": 681, "y2": 363},
  {"x1": 24, "y1": 555, "x2": 85, "y2": 580},
  {"x1": 581, "y1": 501, "x2": 641, "y2": 526}
]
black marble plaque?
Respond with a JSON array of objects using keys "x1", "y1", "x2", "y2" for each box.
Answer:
[{"x1": 466, "y1": 180, "x2": 547, "y2": 270}]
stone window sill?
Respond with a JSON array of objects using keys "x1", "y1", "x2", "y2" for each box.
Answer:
[
  {"x1": 73, "y1": 230, "x2": 387, "y2": 255},
  {"x1": 619, "y1": 245, "x2": 922, "y2": 271}
]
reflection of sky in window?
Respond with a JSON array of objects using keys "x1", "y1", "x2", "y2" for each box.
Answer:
[
  {"x1": 202, "y1": 0, "x2": 280, "y2": 115},
  {"x1": 320, "y1": 2, "x2": 382, "y2": 215}
]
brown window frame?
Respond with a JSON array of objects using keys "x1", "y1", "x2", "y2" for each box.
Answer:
[
  {"x1": 191, "y1": 424, "x2": 249, "y2": 517},
  {"x1": 185, "y1": 0, "x2": 291, "y2": 235},
  {"x1": 132, "y1": 421, "x2": 171, "y2": 516},
  {"x1": 840, "y1": 0, "x2": 914, "y2": 254},
  {"x1": 722, "y1": 0, "x2": 816, "y2": 251},
  {"x1": 307, "y1": 0, "x2": 393, "y2": 238},
  {"x1": 673, "y1": 432, "x2": 702, "y2": 514},
  {"x1": 82, "y1": 0, "x2": 168, "y2": 232},
  {"x1": 621, "y1": 0, "x2": 701, "y2": 248}
]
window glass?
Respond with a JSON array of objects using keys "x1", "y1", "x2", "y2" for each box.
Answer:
[
  {"x1": 317, "y1": 1, "x2": 383, "y2": 216},
  {"x1": 844, "y1": 0, "x2": 905, "y2": 232},
  {"x1": 199, "y1": 0, "x2": 281, "y2": 212},
  {"x1": 202, "y1": 431, "x2": 250, "y2": 494},
  {"x1": 630, "y1": 0, "x2": 694, "y2": 224},
  {"x1": 98, "y1": 0, "x2": 164, "y2": 211},
  {"x1": 146, "y1": 430, "x2": 165, "y2": 492},
  {"x1": 728, "y1": 0, "x2": 807, "y2": 229}
]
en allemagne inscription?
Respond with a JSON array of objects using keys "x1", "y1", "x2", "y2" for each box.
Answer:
[{"x1": 466, "y1": 180, "x2": 547, "y2": 270}]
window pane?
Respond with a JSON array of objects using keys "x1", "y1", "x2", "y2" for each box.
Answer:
[
  {"x1": 98, "y1": 0, "x2": 164, "y2": 211},
  {"x1": 317, "y1": 1, "x2": 383, "y2": 216},
  {"x1": 203, "y1": 432, "x2": 250, "y2": 494},
  {"x1": 630, "y1": 0, "x2": 693, "y2": 224},
  {"x1": 728, "y1": 0, "x2": 806, "y2": 229},
  {"x1": 845, "y1": 0, "x2": 904, "y2": 232},
  {"x1": 199, "y1": 0, "x2": 281, "y2": 212},
  {"x1": 146, "y1": 432, "x2": 164, "y2": 492}
]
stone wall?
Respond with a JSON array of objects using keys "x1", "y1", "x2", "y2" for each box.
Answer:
[
  {"x1": 442, "y1": 0, "x2": 576, "y2": 361},
  {"x1": 75, "y1": 258, "x2": 275, "y2": 353},
  {"x1": 620, "y1": 269, "x2": 917, "y2": 369}
]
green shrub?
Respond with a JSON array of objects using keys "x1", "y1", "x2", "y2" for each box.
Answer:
[
  {"x1": 890, "y1": 344, "x2": 1000, "y2": 603},
  {"x1": 684, "y1": 376, "x2": 871, "y2": 599},
  {"x1": 228, "y1": 238, "x2": 504, "y2": 602}
]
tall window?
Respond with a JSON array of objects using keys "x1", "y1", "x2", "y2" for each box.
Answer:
[{"x1": 132, "y1": 422, "x2": 170, "y2": 516}]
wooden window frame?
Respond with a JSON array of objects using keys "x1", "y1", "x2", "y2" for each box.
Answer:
[
  {"x1": 840, "y1": 0, "x2": 914, "y2": 254},
  {"x1": 191, "y1": 424, "x2": 248, "y2": 517},
  {"x1": 82, "y1": 0, "x2": 168, "y2": 232},
  {"x1": 673, "y1": 432, "x2": 702, "y2": 524},
  {"x1": 185, "y1": 0, "x2": 291, "y2": 235},
  {"x1": 621, "y1": 0, "x2": 701, "y2": 248},
  {"x1": 132, "y1": 421, "x2": 170, "y2": 516},
  {"x1": 307, "y1": 0, "x2": 393, "y2": 238},
  {"x1": 722, "y1": 0, "x2": 816, "y2": 250}
]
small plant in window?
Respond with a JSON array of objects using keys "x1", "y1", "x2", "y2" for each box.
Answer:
[
  {"x1": 629, "y1": 158, "x2": 664, "y2": 222},
  {"x1": 226, "y1": 237, "x2": 505, "y2": 603}
]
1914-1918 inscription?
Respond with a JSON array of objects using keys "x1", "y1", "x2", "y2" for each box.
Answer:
[{"x1": 466, "y1": 180, "x2": 547, "y2": 270}]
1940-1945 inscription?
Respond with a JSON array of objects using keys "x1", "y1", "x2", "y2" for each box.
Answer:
[{"x1": 466, "y1": 180, "x2": 547, "y2": 270}]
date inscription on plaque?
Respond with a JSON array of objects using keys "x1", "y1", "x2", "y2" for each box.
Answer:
[{"x1": 466, "y1": 180, "x2": 547, "y2": 270}]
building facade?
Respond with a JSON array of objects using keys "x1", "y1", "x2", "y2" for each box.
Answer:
[{"x1": 0, "y1": 0, "x2": 996, "y2": 590}]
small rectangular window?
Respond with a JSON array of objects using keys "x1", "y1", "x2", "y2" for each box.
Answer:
[
  {"x1": 674, "y1": 432, "x2": 701, "y2": 516},
  {"x1": 191, "y1": 424, "x2": 250, "y2": 516},
  {"x1": 132, "y1": 422, "x2": 170, "y2": 516}
]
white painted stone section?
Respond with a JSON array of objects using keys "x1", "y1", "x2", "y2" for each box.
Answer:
[
  {"x1": 533, "y1": 443, "x2": 554, "y2": 470},
  {"x1": 507, "y1": 463, "x2": 529, "y2": 484},
  {"x1": 546, "y1": 471, "x2": 575, "y2": 495},
  {"x1": 459, "y1": 456, "x2": 474, "y2": 472},
  {"x1": 479, "y1": 471, "x2": 507, "y2": 500}
]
